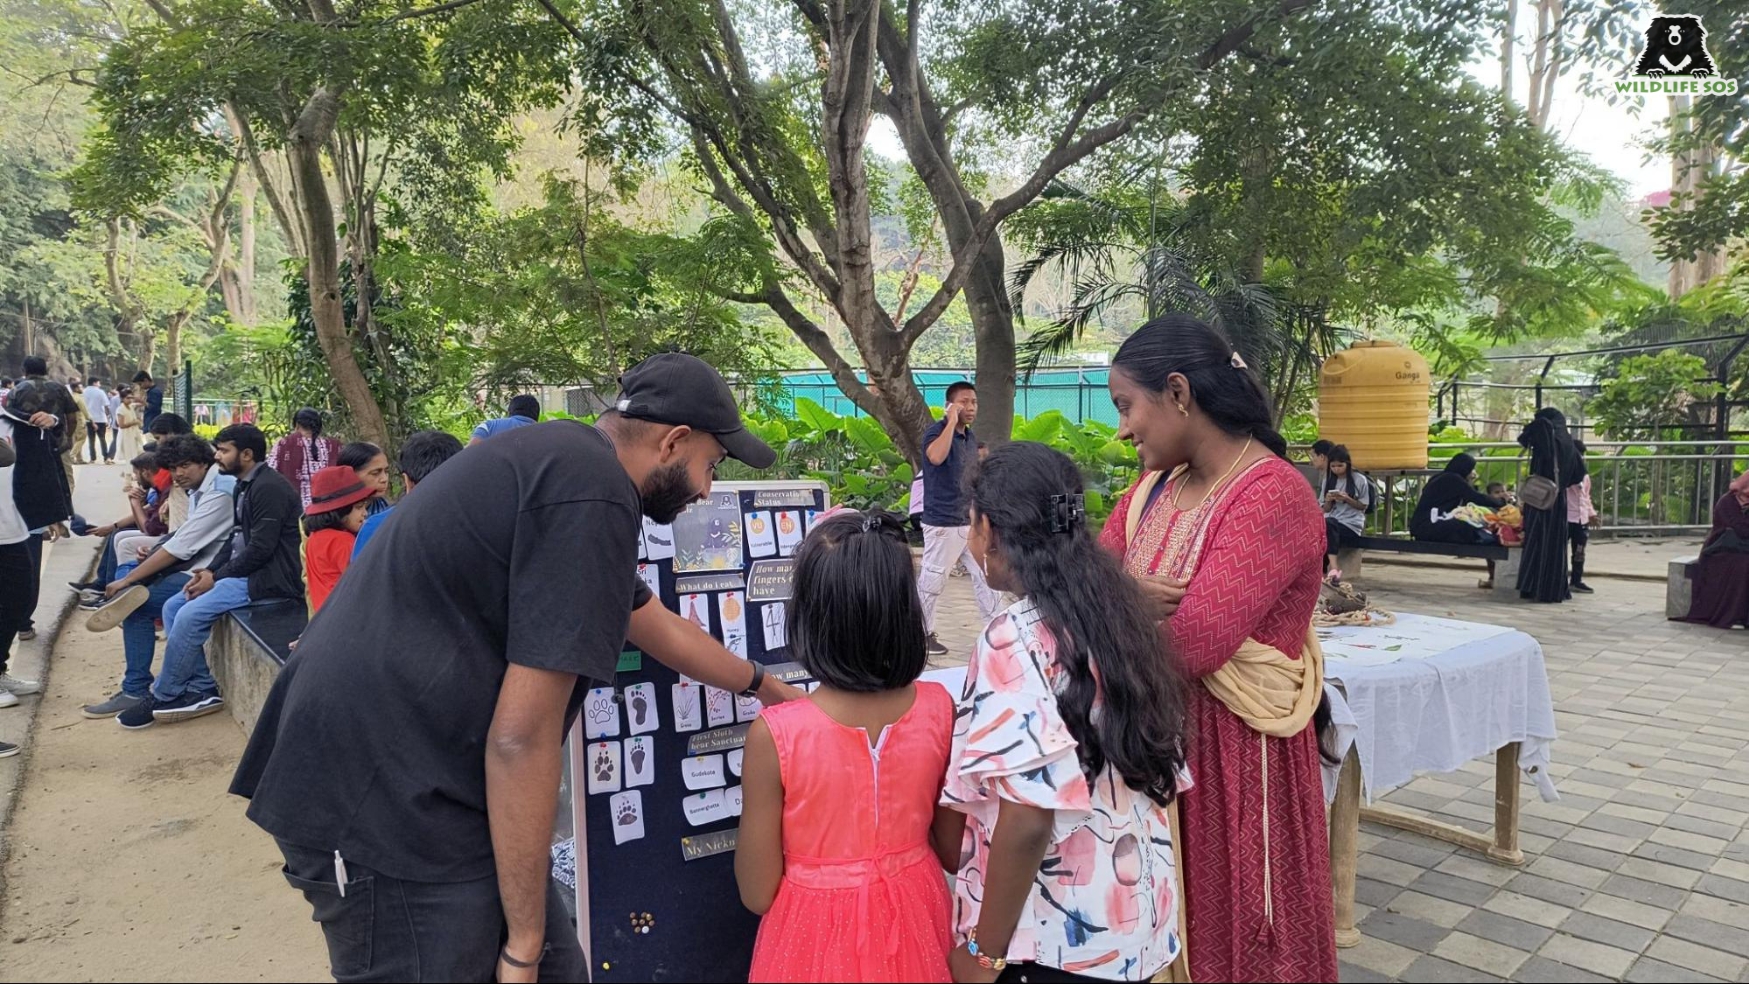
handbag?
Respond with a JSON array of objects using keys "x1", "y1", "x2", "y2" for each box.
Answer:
[{"x1": 1518, "y1": 418, "x2": 1560, "y2": 511}]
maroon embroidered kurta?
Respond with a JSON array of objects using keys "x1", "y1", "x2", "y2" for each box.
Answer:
[
  {"x1": 1101, "y1": 457, "x2": 1337, "y2": 982},
  {"x1": 268, "y1": 433, "x2": 342, "y2": 510}
]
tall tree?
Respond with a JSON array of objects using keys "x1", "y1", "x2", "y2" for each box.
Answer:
[
  {"x1": 567, "y1": 0, "x2": 1322, "y2": 458},
  {"x1": 75, "y1": 0, "x2": 574, "y2": 446}
]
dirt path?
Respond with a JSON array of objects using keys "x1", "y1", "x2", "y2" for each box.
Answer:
[{"x1": 1, "y1": 465, "x2": 327, "y2": 982}]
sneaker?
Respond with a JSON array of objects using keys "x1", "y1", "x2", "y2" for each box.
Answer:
[
  {"x1": 117, "y1": 696, "x2": 159, "y2": 730},
  {"x1": 78, "y1": 591, "x2": 106, "y2": 610},
  {"x1": 0, "y1": 673, "x2": 41, "y2": 696},
  {"x1": 0, "y1": 690, "x2": 16, "y2": 709},
  {"x1": 1572, "y1": 582, "x2": 1595, "y2": 594},
  {"x1": 926, "y1": 634, "x2": 949, "y2": 658},
  {"x1": 151, "y1": 689, "x2": 224, "y2": 722},
  {"x1": 86, "y1": 585, "x2": 148, "y2": 633},
  {"x1": 68, "y1": 579, "x2": 103, "y2": 591},
  {"x1": 83, "y1": 691, "x2": 146, "y2": 719},
  {"x1": 0, "y1": 741, "x2": 18, "y2": 759},
  {"x1": 17, "y1": 628, "x2": 35, "y2": 642}
]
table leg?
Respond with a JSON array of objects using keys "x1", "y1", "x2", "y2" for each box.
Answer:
[
  {"x1": 1489, "y1": 741, "x2": 1525, "y2": 865},
  {"x1": 1329, "y1": 747, "x2": 1362, "y2": 948}
]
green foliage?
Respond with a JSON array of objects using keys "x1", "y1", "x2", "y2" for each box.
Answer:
[
  {"x1": 724, "y1": 400, "x2": 1138, "y2": 525},
  {"x1": 1588, "y1": 351, "x2": 1723, "y2": 439}
]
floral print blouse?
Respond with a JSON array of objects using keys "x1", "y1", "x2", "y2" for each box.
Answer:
[{"x1": 942, "y1": 599, "x2": 1188, "y2": 981}]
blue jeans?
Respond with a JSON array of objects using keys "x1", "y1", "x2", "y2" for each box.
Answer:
[
  {"x1": 120, "y1": 573, "x2": 192, "y2": 697},
  {"x1": 154, "y1": 576, "x2": 253, "y2": 700}
]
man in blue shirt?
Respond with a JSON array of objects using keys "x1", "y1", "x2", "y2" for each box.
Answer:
[
  {"x1": 917, "y1": 380, "x2": 997, "y2": 656},
  {"x1": 353, "y1": 430, "x2": 464, "y2": 559},
  {"x1": 470, "y1": 394, "x2": 540, "y2": 445}
]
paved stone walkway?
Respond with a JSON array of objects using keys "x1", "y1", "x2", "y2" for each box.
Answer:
[{"x1": 926, "y1": 552, "x2": 1749, "y2": 983}]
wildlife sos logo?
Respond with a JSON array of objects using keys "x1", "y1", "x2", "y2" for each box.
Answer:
[{"x1": 1617, "y1": 15, "x2": 1736, "y2": 95}]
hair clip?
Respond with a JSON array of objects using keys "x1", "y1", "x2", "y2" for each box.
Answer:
[
  {"x1": 861, "y1": 513, "x2": 879, "y2": 533},
  {"x1": 1048, "y1": 493, "x2": 1086, "y2": 534},
  {"x1": 1230, "y1": 351, "x2": 1248, "y2": 370}
]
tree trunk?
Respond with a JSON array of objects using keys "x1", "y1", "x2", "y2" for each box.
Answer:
[
  {"x1": 1500, "y1": 0, "x2": 1517, "y2": 105},
  {"x1": 166, "y1": 312, "x2": 186, "y2": 372},
  {"x1": 1666, "y1": 94, "x2": 1728, "y2": 299},
  {"x1": 287, "y1": 90, "x2": 389, "y2": 447},
  {"x1": 964, "y1": 237, "x2": 1017, "y2": 446},
  {"x1": 235, "y1": 165, "x2": 258, "y2": 324}
]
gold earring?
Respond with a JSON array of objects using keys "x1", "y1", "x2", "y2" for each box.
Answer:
[{"x1": 1177, "y1": 403, "x2": 1189, "y2": 417}]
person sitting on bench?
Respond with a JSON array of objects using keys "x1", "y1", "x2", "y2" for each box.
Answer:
[
  {"x1": 1410, "y1": 453, "x2": 1504, "y2": 545},
  {"x1": 1322, "y1": 445, "x2": 1374, "y2": 570}
]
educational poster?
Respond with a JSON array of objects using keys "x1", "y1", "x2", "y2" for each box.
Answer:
[
  {"x1": 681, "y1": 594, "x2": 711, "y2": 635},
  {"x1": 718, "y1": 592, "x2": 748, "y2": 658},
  {"x1": 574, "y1": 482, "x2": 825, "y2": 984},
  {"x1": 642, "y1": 518, "x2": 675, "y2": 561},
  {"x1": 673, "y1": 492, "x2": 743, "y2": 573},
  {"x1": 774, "y1": 511, "x2": 804, "y2": 556},
  {"x1": 760, "y1": 604, "x2": 788, "y2": 651},
  {"x1": 744, "y1": 511, "x2": 777, "y2": 558}
]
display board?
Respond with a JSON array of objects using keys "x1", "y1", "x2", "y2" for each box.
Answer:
[{"x1": 570, "y1": 482, "x2": 827, "y2": 983}]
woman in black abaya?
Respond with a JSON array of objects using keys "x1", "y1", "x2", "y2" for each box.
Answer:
[{"x1": 1516, "y1": 408, "x2": 1585, "y2": 603}]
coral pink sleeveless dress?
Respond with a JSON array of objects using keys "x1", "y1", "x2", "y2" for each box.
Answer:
[{"x1": 748, "y1": 684, "x2": 956, "y2": 983}]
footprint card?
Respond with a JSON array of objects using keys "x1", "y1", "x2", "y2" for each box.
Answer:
[
  {"x1": 636, "y1": 563, "x2": 661, "y2": 602},
  {"x1": 642, "y1": 519, "x2": 675, "y2": 560},
  {"x1": 728, "y1": 748, "x2": 744, "y2": 777},
  {"x1": 671, "y1": 682, "x2": 702, "y2": 732},
  {"x1": 735, "y1": 692, "x2": 761, "y2": 724},
  {"x1": 586, "y1": 741, "x2": 621, "y2": 795},
  {"x1": 683, "y1": 753, "x2": 727, "y2": 791},
  {"x1": 624, "y1": 736, "x2": 655, "y2": 788},
  {"x1": 681, "y1": 593, "x2": 712, "y2": 635},
  {"x1": 745, "y1": 511, "x2": 777, "y2": 558},
  {"x1": 804, "y1": 509, "x2": 821, "y2": 534},
  {"x1": 718, "y1": 592, "x2": 749, "y2": 658},
  {"x1": 725, "y1": 785, "x2": 744, "y2": 818},
  {"x1": 682, "y1": 789, "x2": 730, "y2": 827},
  {"x1": 775, "y1": 511, "x2": 804, "y2": 556},
  {"x1": 623, "y1": 682, "x2": 658, "y2": 735},
  {"x1": 610, "y1": 791, "x2": 646, "y2": 844},
  {"x1": 583, "y1": 687, "x2": 620, "y2": 739},
  {"x1": 705, "y1": 686, "x2": 734, "y2": 728}
]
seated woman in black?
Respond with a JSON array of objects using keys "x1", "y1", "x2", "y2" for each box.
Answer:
[{"x1": 1410, "y1": 453, "x2": 1504, "y2": 544}]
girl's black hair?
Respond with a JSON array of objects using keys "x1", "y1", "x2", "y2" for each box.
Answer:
[
  {"x1": 1111, "y1": 314, "x2": 1289, "y2": 458},
  {"x1": 969, "y1": 442, "x2": 1187, "y2": 805},
  {"x1": 338, "y1": 441, "x2": 384, "y2": 471},
  {"x1": 293, "y1": 407, "x2": 324, "y2": 437},
  {"x1": 302, "y1": 503, "x2": 361, "y2": 536},
  {"x1": 1322, "y1": 444, "x2": 1359, "y2": 499},
  {"x1": 788, "y1": 509, "x2": 929, "y2": 693}
]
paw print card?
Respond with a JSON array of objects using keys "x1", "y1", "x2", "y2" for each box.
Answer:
[
  {"x1": 624, "y1": 735, "x2": 655, "y2": 788},
  {"x1": 586, "y1": 740, "x2": 621, "y2": 795},
  {"x1": 609, "y1": 790, "x2": 645, "y2": 844},
  {"x1": 623, "y1": 682, "x2": 658, "y2": 735},
  {"x1": 583, "y1": 687, "x2": 620, "y2": 739}
]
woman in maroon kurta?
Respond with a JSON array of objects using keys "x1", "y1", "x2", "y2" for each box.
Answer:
[
  {"x1": 1680, "y1": 471, "x2": 1749, "y2": 630},
  {"x1": 1098, "y1": 315, "x2": 1337, "y2": 982}
]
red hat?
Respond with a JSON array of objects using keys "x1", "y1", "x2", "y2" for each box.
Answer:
[{"x1": 305, "y1": 465, "x2": 377, "y2": 515}]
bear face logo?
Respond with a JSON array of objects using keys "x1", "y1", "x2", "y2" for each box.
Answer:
[{"x1": 1634, "y1": 15, "x2": 1718, "y2": 78}]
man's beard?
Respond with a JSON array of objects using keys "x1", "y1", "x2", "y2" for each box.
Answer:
[{"x1": 640, "y1": 460, "x2": 700, "y2": 524}]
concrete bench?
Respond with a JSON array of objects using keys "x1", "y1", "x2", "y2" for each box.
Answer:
[
  {"x1": 1667, "y1": 555, "x2": 1699, "y2": 620},
  {"x1": 208, "y1": 599, "x2": 306, "y2": 734}
]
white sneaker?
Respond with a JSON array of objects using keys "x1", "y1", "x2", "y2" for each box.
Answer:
[
  {"x1": 0, "y1": 673, "x2": 42, "y2": 696},
  {"x1": 0, "y1": 689, "x2": 17, "y2": 709}
]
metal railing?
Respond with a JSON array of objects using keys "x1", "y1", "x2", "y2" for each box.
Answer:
[{"x1": 1316, "y1": 441, "x2": 1748, "y2": 537}]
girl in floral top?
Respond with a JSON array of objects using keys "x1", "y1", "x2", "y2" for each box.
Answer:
[{"x1": 944, "y1": 442, "x2": 1192, "y2": 983}]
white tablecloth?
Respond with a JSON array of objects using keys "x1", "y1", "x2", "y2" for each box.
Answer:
[{"x1": 1320, "y1": 613, "x2": 1559, "y2": 805}]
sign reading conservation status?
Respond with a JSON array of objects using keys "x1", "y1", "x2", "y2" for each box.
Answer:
[{"x1": 567, "y1": 482, "x2": 826, "y2": 983}]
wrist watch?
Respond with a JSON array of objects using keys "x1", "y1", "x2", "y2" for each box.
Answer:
[{"x1": 739, "y1": 661, "x2": 766, "y2": 698}]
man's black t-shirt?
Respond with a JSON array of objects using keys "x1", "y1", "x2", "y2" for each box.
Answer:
[{"x1": 231, "y1": 421, "x2": 652, "y2": 882}]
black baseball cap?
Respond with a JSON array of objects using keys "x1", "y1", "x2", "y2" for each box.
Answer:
[{"x1": 613, "y1": 353, "x2": 775, "y2": 469}]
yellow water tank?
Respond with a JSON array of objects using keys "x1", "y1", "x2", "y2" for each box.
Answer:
[{"x1": 1317, "y1": 341, "x2": 1430, "y2": 471}]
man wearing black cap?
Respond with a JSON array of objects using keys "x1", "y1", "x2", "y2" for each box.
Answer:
[{"x1": 231, "y1": 353, "x2": 795, "y2": 983}]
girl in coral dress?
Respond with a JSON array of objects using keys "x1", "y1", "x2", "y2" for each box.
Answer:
[{"x1": 737, "y1": 509, "x2": 960, "y2": 983}]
